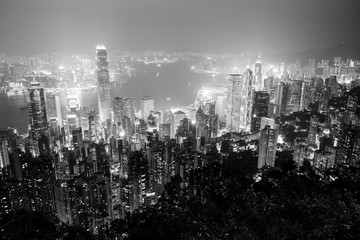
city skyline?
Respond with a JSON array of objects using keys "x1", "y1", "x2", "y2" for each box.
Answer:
[{"x1": 1, "y1": 1, "x2": 360, "y2": 239}]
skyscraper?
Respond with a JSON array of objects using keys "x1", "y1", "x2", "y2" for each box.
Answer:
[
  {"x1": 251, "y1": 91, "x2": 269, "y2": 133},
  {"x1": 96, "y1": 45, "x2": 111, "y2": 122},
  {"x1": 258, "y1": 125, "x2": 278, "y2": 168},
  {"x1": 275, "y1": 82, "x2": 290, "y2": 116},
  {"x1": 27, "y1": 81, "x2": 48, "y2": 142},
  {"x1": 141, "y1": 96, "x2": 154, "y2": 119},
  {"x1": 254, "y1": 55, "x2": 263, "y2": 91},
  {"x1": 226, "y1": 70, "x2": 253, "y2": 133},
  {"x1": 113, "y1": 97, "x2": 136, "y2": 124}
]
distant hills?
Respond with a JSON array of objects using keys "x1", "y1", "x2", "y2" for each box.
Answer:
[{"x1": 267, "y1": 42, "x2": 360, "y2": 65}]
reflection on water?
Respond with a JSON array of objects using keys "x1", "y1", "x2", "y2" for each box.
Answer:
[
  {"x1": 0, "y1": 60, "x2": 225, "y2": 133},
  {"x1": 0, "y1": 93, "x2": 29, "y2": 133}
]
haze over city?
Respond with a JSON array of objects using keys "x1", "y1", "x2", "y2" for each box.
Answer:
[
  {"x1": 1, "y1": 0, "x2": 360, "y2": 55},
  {"x1": 1, "y1": 0, "x2": 360, "y2": 239}
]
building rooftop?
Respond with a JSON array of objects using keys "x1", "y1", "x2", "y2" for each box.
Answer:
[{"x1": 96, "y1": 45, "x2": 106, "y2": 50}]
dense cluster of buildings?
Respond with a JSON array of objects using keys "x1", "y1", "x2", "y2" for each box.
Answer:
[{"x1": 0, "y1": 46, "x2": 360, "y2": 234}]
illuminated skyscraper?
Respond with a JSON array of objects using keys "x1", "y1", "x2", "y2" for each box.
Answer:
[
  {"x1": 275, "y1": 82, "x2": 290, "y2": 116},
  {"x1": 27, "y1": 81, "x2": 49, "y2": 142},
  {"x1": 0, "y1": 140, "x2": 10, "y2": 169},
  {"x1": 113, "y1": 97, "x2": 126, "y2": 125},
  {"x1": 113, "y1": 97, "x2": 136, "y2": 124},
  {"x1": 254, "y1": 55, "x2": 263, "y2": 91},
  {"x1": 215, "y1": 95, "x2": 226, "y2": 117},
  {"x1": 251, "y1": 91, "x2": 269, "y2": 132},
  {"x1": 141, "y1": 96, "x2": 154, "y2": 119},
  {"x1": 96, "y1": 45, "x2": 111, "y2": 122},
  {"x1": 226, "y1": 70, "x2": 253, "y2": 133},
  {"x1": 174, "y1": 110, "x2": 186, "y2": 136},
  {"x1": 258, "y1": 125, "x2": 278, "y2": 168}
]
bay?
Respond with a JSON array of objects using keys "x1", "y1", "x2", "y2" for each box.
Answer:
[{"x1": 0, "y1": 60, "x2": 224, "y2": 133}]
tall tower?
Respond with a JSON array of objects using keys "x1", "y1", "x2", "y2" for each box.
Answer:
[
  {"x1": 113, "y1": 97, "x2": 126, "y2": 125},
  {"x1": 96, "y1": 45, "x2": 111, "y2": 122},
  {"x1": 258, "y1": 125, "x2": 278, "y2": 168},
  {"x1": 27, "y1": 81, "x2": 48, "y2": 141},
  {"x1": 254, "y1": 55, "x2": 263, "y2": 91},
  {"x1": 251, "y1": 91, "x2": 269, "y2": 133},
  {"x1": 141, "y1": 96, "x2": 154, "y2": 119},
  {"x1": 27, "y1": 81, "x2": 49, "y2": 156},
  {"x1": 226, "y1": 70, "x2": 253, "y2": 133}
]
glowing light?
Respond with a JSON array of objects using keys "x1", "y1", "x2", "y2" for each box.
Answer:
[
  {"x1": 277, "y1": 135, "x2": 284, "y2": 144},
  {"x1": 202, "y1": 90, "x2": 210, "y2": 96},
  {"x1": 119, "y1": 130, "x2": 126, "y2": 138},
  {"x1": 96, "y1": 45, "x2": 106, "y2": 50},
  {"x1": 166, "y1": 97, "x2": 171, "y2": 101},
  {"x1": 323, "y1": 129, "x2": 330, "y2": 135},
  {"x1": 58, "y1": 66, "x2": 64, "y2": 70}
]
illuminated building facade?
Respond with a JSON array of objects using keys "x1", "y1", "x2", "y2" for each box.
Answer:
[
  {"x1": 275, "y1": 82, "x2": 290, "y2": 116},
  {"x1": 226, "y1": 70, "x2": 253, "y2": 133},
  {"x1": 141, "y1": 96, "x2": 154, "y2": 119},
  {"x1": 173, "y1": 110, "x2": 186, "y2": 136},
  {"x1": 159, "y1": 123, "x2": 171, "y2": 142},
  {"x1": 254, "y1": 55, "x2": 263, "y2": 91},
  {"x1": 96, "y1": 45, "x2": 111, "y2": 122},
  {"x1": 258, "y1": 125, "x2": 278, "y2": 168},
  {"x1": 0, "y1": 140, "x2": 10, "y2": 168},
  {"x1": 215, "y1": 95, "x2": 226, "y2": 117},
  {"x1": 113, "y1": 97, "x2": 136, "y2": 125},
  {"x1": 27, "y1": 81, "x2": 49, "y2": 155},
  {"x1": 251, "y1": 91, "x2": 269, "y2": 132},
  {"x1": 286, "y1": 80, "x2": 305, "y2": 114}
]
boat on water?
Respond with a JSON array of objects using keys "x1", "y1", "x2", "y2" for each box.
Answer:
[{"x1": 19, "y1": 105, "x2": 28, "y2": 110}]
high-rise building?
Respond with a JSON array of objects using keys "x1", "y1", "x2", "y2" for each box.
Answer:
[
  {"x1": 275, "y1": 82, "x2": 290, "y2": 116},
  {"x1": 141, "y1": 96, "x2": 154, "y2": 119},
  {"x1": 258, "y1": 125, "x2": 278, "y2": 168},
  {"x1": 113, "y1": 97, "x2": 126, "y2": 125},
  {"x1": 286, "y1": 80, "x2": 304, "y2": 114},
  {"x1": 88, "y1": 110, "x2": 98, "y2": 142},
  {"x1": 27, "y1": 81, "x2": 49, "y2": 143},
  {"x1": 173, "y1": 110, "x2": 186, "y2": 136},
  {"x1": 215, "y1": 95, "x2": 226, "y2": 117},
  {"x1": 0, "y1": 140, "x2": 10, "y2": 169},
  {"x1": 96, "y1": 45, "x2": 111, "y2": 122},
  {"x1": 226, "y1": 70, "x2": 253, "y2": 133},
  {"x1": 251, "y1": 91, "x2": 269, "y2": 132},
  {"x1": 113, "y1": 97, "x2": 136, "y2": 124},
  {"x1": 55, "y1": 94, "x2": 63, "y2": 127},
  {"x1": 254, "y1": 55, "x2": 263, "y2": 91}
]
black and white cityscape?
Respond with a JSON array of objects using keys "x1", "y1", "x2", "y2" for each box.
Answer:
[{"x1": 1, "y1": 0, "x2": 360, "y2": 239}]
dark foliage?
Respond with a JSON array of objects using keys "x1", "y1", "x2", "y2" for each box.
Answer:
[
  {"x1": 109, "y1": 161, "x2": 360, "y2": 240},
  {"x1": 2, "y1": 159, "x2": 360, "y2": 240},
  {"x1": 0, "y1": 210, "x2": 94, "y2": 240},
  {"x1": 0, "y1": 210, "x2": 60, "y2": 239}
]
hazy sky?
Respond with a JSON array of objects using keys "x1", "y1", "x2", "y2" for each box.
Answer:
[{"x1": 0, "y1": 0, "x2": 359, "y2": 55}]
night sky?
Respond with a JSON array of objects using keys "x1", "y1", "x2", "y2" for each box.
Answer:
[{"x1": 0, "y1": 0, "x2": 359, "y2": 55}]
